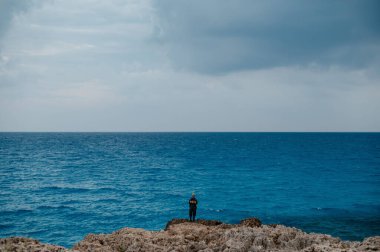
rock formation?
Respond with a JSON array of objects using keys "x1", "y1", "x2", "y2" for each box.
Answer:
[
  {"x1": 0, "y1": 237, "x2": 68, "y2": 252},
  {"x1": 1, "y1": 218, "x2": 379, "y2": 251}
]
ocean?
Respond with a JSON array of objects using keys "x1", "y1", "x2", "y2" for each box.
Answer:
[{"x1": 0, "y1": 132, "x2": 379, "y2": 248}]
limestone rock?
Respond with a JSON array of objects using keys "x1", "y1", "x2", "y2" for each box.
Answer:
[
  {"x1": 0, "y1": 237, "x2": 69, "y2": 252},
  {"x1": 165, "y1": 218, "x2": 223, "y2": 230},
  {"x1": 73, "y1": 220, "x2": 380, "y2": 252},
  {"x1": 239, "y1": 217, "x2": 262, "y2": 228},
  {"x1": 1, "y1": 218, "x2": 379, "y2": 252}
]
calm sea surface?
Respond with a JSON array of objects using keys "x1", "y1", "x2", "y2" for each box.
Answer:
[{"x1": 0, "y1": 133, "x2": 379, "y2": 247}]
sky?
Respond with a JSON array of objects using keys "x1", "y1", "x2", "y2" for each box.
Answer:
[{"x1": 0, "y1": 0, "x2": 379, "y2": 132}]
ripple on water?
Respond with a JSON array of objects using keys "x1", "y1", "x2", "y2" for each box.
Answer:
[
  {"x1": 37, "y1": 186, "x2": 92, "y2": 194},
  {"x1": 0, "y1": 209, "x2": 34, "y2": 216},
  {"x1": 36, "y1": 205, "x2": 76, "y2": 211}
]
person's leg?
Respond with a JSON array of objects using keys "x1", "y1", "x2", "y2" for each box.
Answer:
[
  {"x1": 189, "y1": 209, "x2": 192, "y2": 221},
  {"x1": 193, "y1": 208, "x2": 196, "y2": 221},
  {"x1": 190, "y1": 209, "x2": 195, "y2": 221}
]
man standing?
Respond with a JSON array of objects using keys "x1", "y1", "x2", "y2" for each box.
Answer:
[{"x1": 189, "y1": 192, "x2": 198, "y2": 221}]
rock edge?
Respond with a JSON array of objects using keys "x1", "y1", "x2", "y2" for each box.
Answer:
[{"x1": 1, "y1": 218, "x2": 379, "y2": 252}]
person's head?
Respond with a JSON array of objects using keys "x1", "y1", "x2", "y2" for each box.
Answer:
[{"x1": 191, "y1": 192, "x2": 195, "y2": 198}]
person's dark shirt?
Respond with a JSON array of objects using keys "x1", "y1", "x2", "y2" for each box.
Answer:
[{"x1": 189, "y1": 197, "x2": 197, "y2": 209}]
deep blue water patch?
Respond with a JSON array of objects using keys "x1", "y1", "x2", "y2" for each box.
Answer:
[{"x1": 0, "y1": 132, "x2": 379, "y2": 248}]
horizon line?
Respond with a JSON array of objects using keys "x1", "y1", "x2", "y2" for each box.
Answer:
[{"x1": 0, "y1": 131, "x2": 379, "y2": 133}]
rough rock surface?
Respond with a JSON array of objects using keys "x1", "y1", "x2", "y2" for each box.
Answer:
[
  {"x1": 0, "y1": 237, "x2": 68, "y2": 252},
  {"x1": 239, "y1": 217, "x2": 262, "y2": 228},
  {"x1": 1, "y1": 218, "x2": 379, "y2": 252},
  {"x1": 165, "y1": 218, "x2": 224, "y2": 230}
]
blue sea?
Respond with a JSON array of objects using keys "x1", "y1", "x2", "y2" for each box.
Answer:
[{"x1": 0, "y1": 133, "x2": 379, "y2": 248}]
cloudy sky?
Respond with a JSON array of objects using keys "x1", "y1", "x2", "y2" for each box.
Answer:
[{"x1": 0, "y1": 0, "x2": 379, "y2": 131}]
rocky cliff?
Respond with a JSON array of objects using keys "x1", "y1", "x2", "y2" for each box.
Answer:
[{"x1": 1, "y1": 218, "x2": 379, "y2": 252}]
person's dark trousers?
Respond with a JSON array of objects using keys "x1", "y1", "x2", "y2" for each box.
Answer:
[{"x1": 189, "y1": 208, "x2": 196, "y2": 221}]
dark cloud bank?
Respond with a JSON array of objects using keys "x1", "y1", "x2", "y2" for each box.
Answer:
[{"x1": 153, "y1": 0, "x2": 380, "y2": 73}]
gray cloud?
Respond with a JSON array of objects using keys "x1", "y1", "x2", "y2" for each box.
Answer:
[
  {"x1": 0, "y1": 0, "x2": 379, "y2": 131},
  {"x1": 153, "y1": 0, "x2": 380, "y2": 73},
  {"x1": 0, "y1": 0, "x2": 35, "y2": 42}
]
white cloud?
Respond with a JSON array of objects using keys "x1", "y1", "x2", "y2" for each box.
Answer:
[{"x1": 20, "y1": 42, "x2": 95, "y2": 57}]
